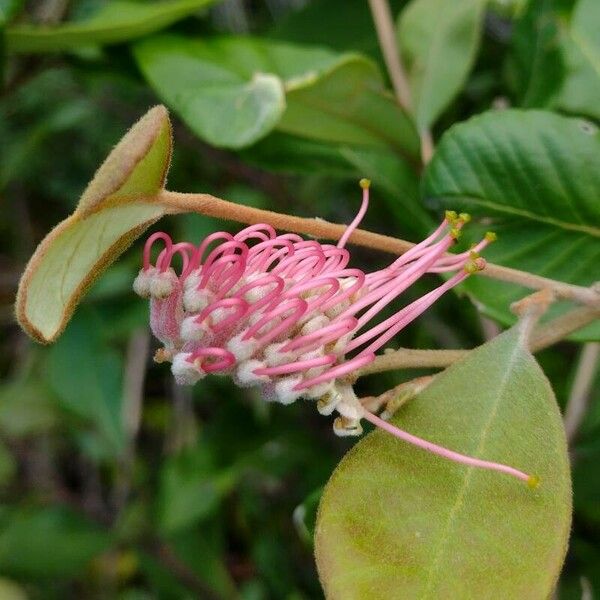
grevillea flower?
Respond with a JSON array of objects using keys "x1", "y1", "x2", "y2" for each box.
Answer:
[{"x1": 133, "y1": 180, "x2": 536, "y2": 486}]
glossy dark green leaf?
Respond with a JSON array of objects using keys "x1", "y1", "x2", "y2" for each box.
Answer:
[
  {"x1": 6, "y1": 0, "x2": 217, "y2": 53},
  {"x1": 316, "y1": 326, "x2": 571, "y2": 599},
  {"x1": 423, "y1": 109, "x2": 600, "y2": 340},
  {"x1": 0, "y1": 506, "x2": 111, "y2": 579},
  {"x1": 397, "y1": 0, "x2": 486, "y2": 129}
]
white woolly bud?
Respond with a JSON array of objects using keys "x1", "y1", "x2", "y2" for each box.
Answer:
[
  {"x1": 235, "y1": 360, "x2": 269, "y2": 387},
  {"x1": 210, "y1": 307, "x2": 232, "y2": 327},
  {"x1": 183, "y1": 287, "x2": 214, "y2": 314},
  {"x1": 149, "y1": 270, "x2": 177, "y2": 299},
  {"x1": 333, "y1": 416, "x2": 363, "y2": 437},
  {"x1": 226, "y1": 332, "x2": 258, "y2": 362},
  {"x1": 183, "y1": 270, "x2": 201, "y2": 291},
  {"x1": 300, "y1": 315, "x2": 330, "y2": 335},
  {"x1": 304, "y1": 380, "x2": 335, "y2": 401},
  {"x1": 264, "y1": 342, "x2": 295, "y2": 367},
  {"x1": 274, "y1": 376, "x2": 304, "y2": 405},
  {"x1": 171, "y1": 352, "x2": 204, "y2": 386},
  {"x1": 242, "y1": 273, "x2": 270, "y2": 303},
  {"x1": 132, "y1": 269, "x2": 153, "y2": 298},
  {"x1": 316, "y1": 387, "x2": 342, "y2": 414},
  {"x1": 180, "y1": 316, "x2": 211, "y2": 343}
]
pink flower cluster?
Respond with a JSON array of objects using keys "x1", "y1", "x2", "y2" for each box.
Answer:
[{"x1": 133, "y1": 182, "x2": 534, "y2": 485}]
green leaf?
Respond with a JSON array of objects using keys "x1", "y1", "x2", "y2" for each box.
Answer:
[
  {"x1": 242, "y1": 132, "x2": 361, "y2": 176},
  {"x1": 422, "y1": 109, "x2": 600, "y2": 340},
  {"x1": 0, "y1": 506, "x2": 111, "y2": 579},
  {"x1": 554, "y1": 0, "x2": 600, "y2": 121},
  {"x1": 134, "y1": 35, "x2": 419, "y2": 156},
  {"x1": 16, "y1": 105, "x2": 171, "y2": 343},
  {"x1": 293, "y1": 487, "x2": 322, "y2": 546},
  {"x1": 315, "y1": 326, "x2": 571, "y2": 599},
  {"x1": 270, "y1": 0, "x2": 405, "y2": 58},
  {"x1": 397, "y1": 0, "x2": 486, "y2": 129},
  {"x1": 156, "y1": 442, "x2": 237, "y2": 535},
  {"x1": 0, "y1": 0, "x2": 22, "y2": 27},
  {"x1": 5, "y1": 0, "x2": 217, "y2": 53},
  {"x1": 0, "y1": 380, "x2": 57, "y2": 437},
  {"x1": 0, "y1": 578, "x2": 27, "y2": 600},
  {"x1": 0, "y1": 440, "x2": 16, "y2": 486},
  {"x1": 339, "y1": 146, "x2": 434, "y2": 235},
  {"x1": 45, "y1": 311, "x2": 125, "y2": 456},
  {"x1": 506, "y1": 0, "x2": 566, "y2": 107}
]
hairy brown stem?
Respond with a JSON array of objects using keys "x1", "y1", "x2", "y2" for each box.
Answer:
[
  {"x1": 360, "y1": 305, "x2": 600, "y2": 375},
  {"x1": 160, "y1": 190, "x2": 600, "y2": 308},
  {"x1": 368, "y1": 0, "x2": 435, "y2": 165},
  {"x1": 368, "y1": 0, "x2": 412, "y2": 111}
]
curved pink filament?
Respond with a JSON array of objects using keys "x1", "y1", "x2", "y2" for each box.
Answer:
[
  {"x1": 193, "y1": 232, "x2": 234, "y2": 268},
  {"x1": 362, "y1": 410, "x2": 531, "y2": 483},
  {"x1": 246, "y1": 238, "x2": 295, "y2": 273},
  {"x1": 200, "y1": 241, "x2": 248, "y2": 289},
  {"x1": 282, "y1": 317, "x2": 357, "y2": 353},
  {"x1": 319, "y1": 269, "x2": 366, "y2": 312},
  {"x1": 143, "y1": 232, "x2": 173, "y2": 271},
  {"x1": 321, "y1": 246, "x2": 350, "y2": 272},
  {"x1": 350, "y1": 271, "x2": 469, "y2": 357},
  {"x1": 234, "y1": 223, "x2": 276, "y2": 243},
  {"x1": 284, "y1": 277, "x2": 340, "y2": 314},
  {"x1": 244, "y1": 298, "x2": 308, "y2": 346},
  {"x1": 337, "y1": 184, "x2": 370, "y2": 249},
  {"x1": 344, "y1": 234, "x2": 456, "y2": 329},
  {"x1": 233, "y1": 274, "x2": 286, "y2": 314},
  {"x1": 157, "y1": 242, "x2": 195, "y2": 276},
  {"x1": 188, "y1": 347, "x2": 236, "y2": 373},
  {"x1": 254, "y1": 354, "x2": 336, "y2": 377},
  {"x1": 197, "y1": 297, "x2": 249, "y2": 332},
  {"x1": 294, "y1": 353, "x2": 375, "y2": 390},
  {"x1": 210, "y1": 255, "x2": 247, "y2": 297}
]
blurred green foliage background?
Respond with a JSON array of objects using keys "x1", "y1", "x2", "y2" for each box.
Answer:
[{"x1": 0, "y1": 0, "x2": 599, "y2": 598}]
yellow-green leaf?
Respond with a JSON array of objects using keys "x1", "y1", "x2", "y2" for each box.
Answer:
[{"x1": 315, "y1": 326, "x2": 571, "y2": 599}]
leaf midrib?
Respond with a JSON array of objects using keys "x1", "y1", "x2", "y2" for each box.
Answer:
[
  {"x1": 434, "y1": 192, "x2": 600, "y2": 237},
  {"x1": 420, "y1": 338, "x2": 523, "y2": 598}
]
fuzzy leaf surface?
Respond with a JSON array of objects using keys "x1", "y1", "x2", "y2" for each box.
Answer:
[
  {"x1": 134, "y1": 35, "x2": 419, "y2": 156},
  {"x1": 16, "y1": 106, "x2": 172, "y2": 342},
  {"x1": 316, "y1": 327, "x2": 571, "y2": 599}
]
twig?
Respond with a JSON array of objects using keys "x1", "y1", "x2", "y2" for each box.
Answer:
[
  {"x1": 160, "y1": 190, "x2": 600, "y2": 308},
  {"x1": 360, "y1": 375, "x2": 434, "y2": 415},
  {"x1": 113, "y1": 329, "x2": 150, "y2": 512},
  {"x1": 360, "y1": 304, "x2": 600, "y2": 375},
  {"x1": 530, "y1": 306, "x2": 600, "y2": 352},
  {"x1": 368, "y1": 0, "x2": 435, "y2": 165},
  {"x1": 563, "y1": 343, "x2": 600, "y2": 442},
  {"x1": 368, "y1": 0, "x2": 412, "y2": 111}
]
